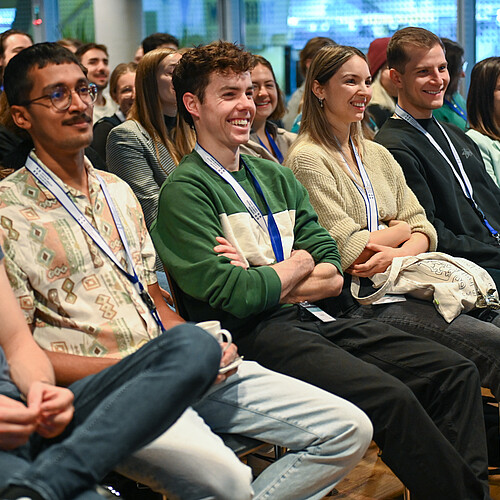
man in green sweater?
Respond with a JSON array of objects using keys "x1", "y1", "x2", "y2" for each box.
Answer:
[{"x1": 152, "y1": 41, "x2": 492, "y2": 500}]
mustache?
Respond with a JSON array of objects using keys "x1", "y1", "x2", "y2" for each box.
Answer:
[{"x1": 62, "y1": 114, "x2": 92, "y2": 126}]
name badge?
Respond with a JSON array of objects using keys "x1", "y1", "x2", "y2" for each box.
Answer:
[{"x1": 299, "y1": 301, "x2": 336, "y2": 322}]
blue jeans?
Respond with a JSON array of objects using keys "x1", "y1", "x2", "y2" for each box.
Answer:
[
  {"x1": 0, "y1": 324, "x2": 221, "y2": 500},
  {"x1": 116, "y1": 360, "x2": 373, "y2": 500},
  {"x1": 346, "y1": 296, "x2": 500, "y2": 400}
]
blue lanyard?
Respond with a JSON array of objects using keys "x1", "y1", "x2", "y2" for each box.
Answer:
[
  {"x1": 195, "y1": 143, "x2": 284, "y2": 262},
  {"x1": 256, "y1": 128, "x2": 284, "y2": 164},
  {"x1": 333, "y1": 136, "x2": 380, "y2": 232},
  {"x1": 443, "y1": 97, "x2": 467, "y2": 120},
  {"x1": 395, "y1": 105, "x2": 500, "y2": 244},
  {"x1": 25, "y1": 156, "x2": 165, "y2": 331}
]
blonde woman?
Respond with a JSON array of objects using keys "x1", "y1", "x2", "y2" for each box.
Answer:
[{"x1": 107, "y1": 48, "x2": 189, "y2": 229}]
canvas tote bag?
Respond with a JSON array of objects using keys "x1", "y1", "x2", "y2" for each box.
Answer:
[{"x1": 351, "y1": 252, "x2": 500, "y2": 322}]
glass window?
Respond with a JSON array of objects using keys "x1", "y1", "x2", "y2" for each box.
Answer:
[
  {"x1": 245, "y1": 0, "x2": 458, "y2": 96},
  {"x1": 143, "y1": 0, "x2": 219, "y2": 47},
  {"x1": 476, "y1": 0, "x2": 500, "y2": 61}
]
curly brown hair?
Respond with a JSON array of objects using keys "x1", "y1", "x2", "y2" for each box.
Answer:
[{"x1": 173, "y1": 41, "x2": 255, "y2": 127}]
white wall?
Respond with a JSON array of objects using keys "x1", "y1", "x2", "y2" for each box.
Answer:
[{"x1": 93, "y1": 0, "x2": 143, "y2": 70}]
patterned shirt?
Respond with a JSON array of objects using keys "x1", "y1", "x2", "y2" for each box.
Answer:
[{"x1": 0, "y1": 152, "x2": 160, "y2": 358}]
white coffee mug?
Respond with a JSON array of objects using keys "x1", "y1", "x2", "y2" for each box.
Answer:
[{"x1": 196, "y1": 320, "x2": 232, "y2": 352}]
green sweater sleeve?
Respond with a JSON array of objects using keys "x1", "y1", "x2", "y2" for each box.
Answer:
[{"x1": 152, "y1": 177, "x2": 282, "y2": 319}]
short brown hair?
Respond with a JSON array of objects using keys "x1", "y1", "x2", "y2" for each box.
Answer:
[
  {"x1": 109, "y1": 61, "x2": 137, "y2": 102},
  {"x1": 467, "y1": 57, "x2": 500, "y2": 142},
  {"x1": 75, "y1": 42, "x2": 108, "y2": 61},
  {"x1": 387, "y1": 27, "x2": 444, "y2": 73},
  {"x1": 298, "y1": 44, "x2": 366, "y2": 152},
  {"x1": 0, "y1": 29, "x2": 33, "y2": 60},
  {"x1": 252, "y1": 55, "x2": 285, "y2": 121},
  {"x1": 173, "y1": 41, "x2": 255, "y2": 128},
  {"x1": 299, "y1": 37, "x2": 336, "y2": 77}
]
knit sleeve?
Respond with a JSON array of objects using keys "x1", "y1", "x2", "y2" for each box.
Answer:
[
  {"x1": 152, "y1": 174, "x2": 282, "y2": 319},
  {"x1": 286, "y1": 143, "x2": 370, "y2": 270}
]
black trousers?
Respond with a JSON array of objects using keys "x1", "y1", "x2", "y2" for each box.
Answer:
[{"x1": 235, "y1": 305, "x2": 491, "y2": 500}]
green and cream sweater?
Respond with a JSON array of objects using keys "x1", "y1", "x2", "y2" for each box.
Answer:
[
  {"x1": 285, "y1": 135, "x2": 437, "y2": 270},
  {"x1": 151, "y1": 150, "x2": 341, "y2": 328}
]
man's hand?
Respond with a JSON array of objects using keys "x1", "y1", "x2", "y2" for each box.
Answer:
[
  {"x1": 27, "y1": 381, "x2": 74, "y2": 439},
  {"x1": 347, "y1": 242, "x2": 399, "y2": 277},
  {"x1": 0, "y1": 395, "x2": 38, "y2": 450},
  {"x1": 214, "y1": 237, "x2": 248, "y2": 269},
  {"x1": 213, "y1": 342, "x2": 240, "y2": 385},
  {"x1": 159, "y1": 286, "x2": 174, "y2": 306}
]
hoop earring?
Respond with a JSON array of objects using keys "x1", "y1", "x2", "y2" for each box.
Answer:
[{"x1": 319, "y1": 97, "x2": 324, "y2": 108}]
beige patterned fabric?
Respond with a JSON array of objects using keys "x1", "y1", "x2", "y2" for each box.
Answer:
[{"x1": 0, "y1": 151, "x2": 160, "y2": 358}]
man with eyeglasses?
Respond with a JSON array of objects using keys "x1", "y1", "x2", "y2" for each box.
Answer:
[
  {"x1": 0, "y1": 42, "x2": 374, "y2": 500},
  {"x1": 0, "y1": 42, "x2": 224, "y2": 500}
]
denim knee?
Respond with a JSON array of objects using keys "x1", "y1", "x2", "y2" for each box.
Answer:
[
  {"x1": 161, "y1": 324, "x2": 222, "y2": 383},
  {"x1": 349, "y1": 407, "x2": 373, "y2": 461}
]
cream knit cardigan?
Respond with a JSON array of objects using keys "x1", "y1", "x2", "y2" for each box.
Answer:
[{"x1": 285, "y1": 135, "x2": 438, "y2": 270}]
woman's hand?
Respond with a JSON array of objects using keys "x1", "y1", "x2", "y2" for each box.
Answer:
[
  {"x1": 347, "y1": 242, "x2": 400, "y2": 277},
  {"x1": 387, "y1": 220, "x2": 411, "y2": 242}
]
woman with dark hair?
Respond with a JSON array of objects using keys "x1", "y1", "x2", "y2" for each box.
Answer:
[
  {"x1": 466, "y1": 56, "x2": 500, "y2": 186},
  {"x1": 285, "y1": 43, "x2": 500, "y2": 401},
  {"x1": 106, "y1": 48, "x2": 184, "y2": 230},
  {"x1": 91, "y1": 61, "x2": 137, "y2": 162},
  {"x1": 433, "y1": 38, "x2": 467, "y2": 130},
  {"x1": 249, "y1": 55, "x2": 296, "y2": 163}
]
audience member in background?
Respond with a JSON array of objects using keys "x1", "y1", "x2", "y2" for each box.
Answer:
[
  {"x1": 133, "y1": 45, "x2": 144, "y2": 63},
  {"x1": 0, "y1": 238, "x2": 221, "y2": 500},
  {"x1": 466, "y1": 57, "x2": 500, "y2": 187},
  {"x1": 56, "y1": 38, "x2": 82, "y2": 54},
  {"x1": 76, "y1": 43, "x2": 116, "y2": 123},
  {"x1": 0, "y1": 29, "x2": 32, "y2": 91},
  {"x1": 1, "y1": 42, "x2": 375, "y2": 500},
  {"x1": 283, "y1": 36, "x2": 335, "y2": 130},
  {"x1": 107, "y1": 48, "x2": 181, "y2": 230},
  {"x1": 142, "y1": 32, "x2": 179, "y2": 54},
  {"x1": 366, "y1": 37, "x2": 397, "y2": 130},
  {"x1": 376, "y1": 27, "x2": 500, "y2": 288},
  {"x1": 249, "y1": 55, "x2": 296, "y2": 163},
  {"x1": 432, "y1": 38, "x2": 467, "y2": 130},
  {"x1": 286, "y1": 43, "x2": 500, "y2": 401},
  {"x1": 92, "y1": 62, "x2": 137, "y2": 163},
  {"x1": 153, "y1": 39, "x2": 491, "y2": 500}
]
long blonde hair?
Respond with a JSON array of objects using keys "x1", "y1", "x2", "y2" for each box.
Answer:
[{"x1": 128, "y1": 48, "x2": 194, "y2": 164}]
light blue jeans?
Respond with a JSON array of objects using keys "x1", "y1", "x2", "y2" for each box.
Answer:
[
  {"x1": 117, "y1": 360, "x2": 373, "y2": 500},
  {"x1": 0, "y1": 324, "x2": 221, "y2": 500}
]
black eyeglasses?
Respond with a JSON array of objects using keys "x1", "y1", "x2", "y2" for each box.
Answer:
[{"x1": 21, "y1": 83, "x2": 98, "y2": 111}]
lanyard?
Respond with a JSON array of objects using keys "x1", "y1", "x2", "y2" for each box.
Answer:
[
  {"x1": 394, "y1": 105, "x2": 500, "y2": 244},
  {"x1": 443, "y1": 98, "x2": 467, "y2": 121},
  {"x1": 25, "y1": 156, "x2": 165, "y2": 330},
  {"x1": 256, "y1": 128, "x2": 284, "y2": 164},
  {"x1": 195, "y1": 143, "x2": 284, "y2": 262},
  {"x1": 334, "y1": 136, "x2": 380, "y2": 232}
]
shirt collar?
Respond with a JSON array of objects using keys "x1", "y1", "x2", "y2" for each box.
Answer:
[{"x1": 27, "y1": 149, "x2": 97, "y2": 200}]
